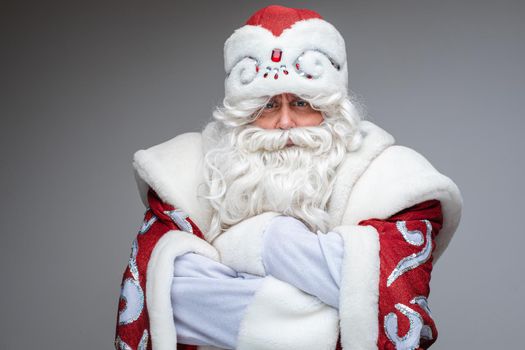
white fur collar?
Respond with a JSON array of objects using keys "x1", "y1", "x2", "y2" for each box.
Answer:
[
  {"x1": 132, "y1": 121, "x2": 391, "y2": 236},
  {"x1": 326, "y1": 121, "x2": 395, "y2": 227},
  {"x1": 132, "y1": 120, "x2": 461, "y2": 260},
  {"x1": 132, "y1": 132, "x2": 212, "y2": 234}
]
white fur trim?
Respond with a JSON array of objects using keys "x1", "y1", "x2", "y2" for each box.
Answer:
[
  {"x1": 224, "y1": 18, "x2": 348, "y2": 103},
  {"x1": 342, "y1": 145, "x2": 463, "y2": 262},
  {"x1": 327, "y1": 120, "x2": 395, "y2": 228},
  {"x1": 133, "y1": 132, "x2": 212, "y2": 234},
  {"x1": 132, "y1": 121, "x2": 461, "y2": 261},
  {"x1": 236, "y1": 276, "x2": 339, "y2": 350},
  {"x1": 212, "y1": 212, "x2": 280, "y2": 276},
  {"x1": 146, "y1": 230, "x2": 219, "y2": 350},
  {"x1": 332, "y1": 225, "x2": 380, "y2": 350}
]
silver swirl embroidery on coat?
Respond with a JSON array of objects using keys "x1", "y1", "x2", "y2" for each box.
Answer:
[
  {"x1": 410, "y1": 296, "x2": 434, "y2": 340},
  {"x1": 138, "y1": 329, "x2": 149, "y2": 350},
  {"x1": 115, "y1": 329, "x2": 148, "y2": 350},
  {"x1": 139, "y1": 212, "x2": 157, "y2": 234},
  {"x1": 395, "y1": 220, "x2": 425, "y2": 246},
  {"x1": 115, "y1": 336, "x2": 132, "y2": 350},
  {"x1": 410, "y1": 296, "x2": 432, "y2": 318},
  {"x1": 118, "y1": 278, "x2": 144, "y2": 325},
  {"x1": 128, "y1": 239, "x2": 139, "y2": 281},
  {"x1": 384, "y1": 303, "x2": 424, "y2": 350},
  {"x1": 164, "y1": 209, "x2": 193, "y2": 233},
  {"x1": 387, "y1": 220, "x2": 433, "y2": 287}
]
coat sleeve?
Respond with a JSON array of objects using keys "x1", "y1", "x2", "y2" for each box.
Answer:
[
  {"x1": 114, "y1": 188, "x2": 220, "y2": 350},
  {"x1": 212, "y1": 213, "x2": 341, "y2": 350},
  {"x1": 333, "y1": 199, "x2": 443, "y2": 350},
  {"x1": 213, "y1": 200, "x2": 443, "y2": 350}
]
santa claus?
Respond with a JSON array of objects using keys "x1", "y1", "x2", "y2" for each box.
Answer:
[{"x1": 114, "y1": 5, "x2": 462, "y2": 350}]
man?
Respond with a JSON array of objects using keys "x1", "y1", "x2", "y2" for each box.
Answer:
[{"x1": 115, "y1": 5, "x2": 462, "y2": 350}]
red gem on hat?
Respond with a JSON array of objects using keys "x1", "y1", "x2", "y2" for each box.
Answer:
[
  {"x1": 245, "y1": 5, "x2": 322, "y2": 37},
  {"x1": 271, "y1": 48, "x2": 282, "y2": 62}
]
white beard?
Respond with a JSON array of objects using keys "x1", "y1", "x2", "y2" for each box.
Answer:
[{"x1": 203, "y1": 118, "x2": 354, "y2": 241}]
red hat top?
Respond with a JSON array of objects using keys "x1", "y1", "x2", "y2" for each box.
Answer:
[{"x1": 245, "y1": 5, "x2": 323, "y2": 37}]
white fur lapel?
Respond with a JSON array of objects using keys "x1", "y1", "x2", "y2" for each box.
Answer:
[
  {"x1": 327, "y1": 120, "x2": 395, "y2": 227},
  {"x1": 132, "y1": 120, "x2": 461, "y2": 261},
  {"x1": 131, "y1": 120, "x2": 394, "y2": 242},
  {"x1": 341, "y1": 145, "x2": 463, "y2": 262},
  {"x1": 132, "y1": 132, "x2": 211, "y2": 234},
  {"x1": 327, "y1": 121, "x2": 462, "y2": 262}
]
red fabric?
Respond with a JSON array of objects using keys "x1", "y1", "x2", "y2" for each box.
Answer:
[
  {"x1": 116, "y1": 188, "x2": 442, "y2": 349},
  {"x1": 359, "y1": 200, "x2": 443, "y2": 350},
  {"x1": 115, "y1": 188, "x2": 203, "y2": 350},
  {"x1": 245, "y1": 5, "x2": 322, "y2": 36}
]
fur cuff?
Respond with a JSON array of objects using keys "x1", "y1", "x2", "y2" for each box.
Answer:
[
  {"x1": 332, "y1": 224, "x2": 380, "y2": 350},
  {"x1": 212, "y1": 212, "x2": 281, "y2": 276},
  {"x1": 146, "y1": 230, "x2": 220, "y2": 350},
  {"x1": 236, "y1": 276, "x2": 339, "y2": 350}
]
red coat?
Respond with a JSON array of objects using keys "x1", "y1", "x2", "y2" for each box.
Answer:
[
  {"x1": 115, "y1": 120, "x2": 462, "y2": 349},
  {"x1": 115, "y1": 188, "x2": 444, "y2": 350}
]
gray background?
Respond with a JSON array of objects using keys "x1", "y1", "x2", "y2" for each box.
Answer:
[{"x1": 1, "y1": 0, "x2": 524, "y2": 348}]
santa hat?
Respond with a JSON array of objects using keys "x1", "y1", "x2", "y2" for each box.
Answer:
[{"x1": 223, "y1": 5, "x2": 348, "y2": 103}]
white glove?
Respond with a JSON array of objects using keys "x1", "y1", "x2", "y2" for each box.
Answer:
[
  {"x1": 261, "y1": 215, "x2": 344, "y2": 309},
  {"x1": 171, "y1": 252, "x2": 263, "y2": 349}
]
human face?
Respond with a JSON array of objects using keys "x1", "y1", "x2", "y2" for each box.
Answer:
[{"x1": 252, "y1": 93, "x2": 324, "y2": 129}]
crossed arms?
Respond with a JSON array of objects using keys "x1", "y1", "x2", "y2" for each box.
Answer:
[{"x1": 115, "y1": 188, "x2": 443, "y2": 350}]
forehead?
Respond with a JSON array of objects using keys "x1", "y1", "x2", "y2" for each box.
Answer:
[{"x1": 270, "y1": 92, "x2": 300, "y2": 100}]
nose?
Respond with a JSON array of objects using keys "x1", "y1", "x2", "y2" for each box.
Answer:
[{"x1": 276, "y1": 102, "x2": 296, "y2": 130}]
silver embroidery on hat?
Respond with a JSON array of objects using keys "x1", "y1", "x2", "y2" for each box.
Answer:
[
  {"x1": 226, "y1": 56, "x2": 260, "y2": 85},
  {"x1": 293, "y1": 49, "x2": 342, "y2": 80},
  {"x1": 387, "y1": 220, "x2": 433, "y2": 287},
  {"x1": 384, "y1": 303, "x2": 424, "y2": 350}
]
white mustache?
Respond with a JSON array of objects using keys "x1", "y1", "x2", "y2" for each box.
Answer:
[{"x1": 234, "y1": 125, "x2": 334, "y2": 153}]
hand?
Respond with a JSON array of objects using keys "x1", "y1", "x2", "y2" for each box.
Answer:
[
  {"x1": 262, "y1": 215, "x2": 344, "y2": 309},
  {"x1": 171, "y1": 252, "x2": 263, "y2": 349},
  {"x1": 265, "y1": 215, "x2": 315, "y2": 239}
]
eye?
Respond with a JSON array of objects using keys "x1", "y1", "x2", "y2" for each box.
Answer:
[
  {"x1": 264, "y1": 99, "x2": 280, "y2": 109},
  {"x1": 293, "y1": 99, "x2": 309, "y2": 107}
]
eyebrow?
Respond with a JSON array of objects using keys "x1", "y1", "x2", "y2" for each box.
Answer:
[{"x1": 270, "y1": 94, "x2": 302, "y2": 101}]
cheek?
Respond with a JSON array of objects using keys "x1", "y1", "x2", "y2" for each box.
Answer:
[
  {"x1": 252, "y1": 117, "x2": 274, "y2": 129},
  {"x1": 298, "y1": 112, "x2": 324, "y2": 126}
]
